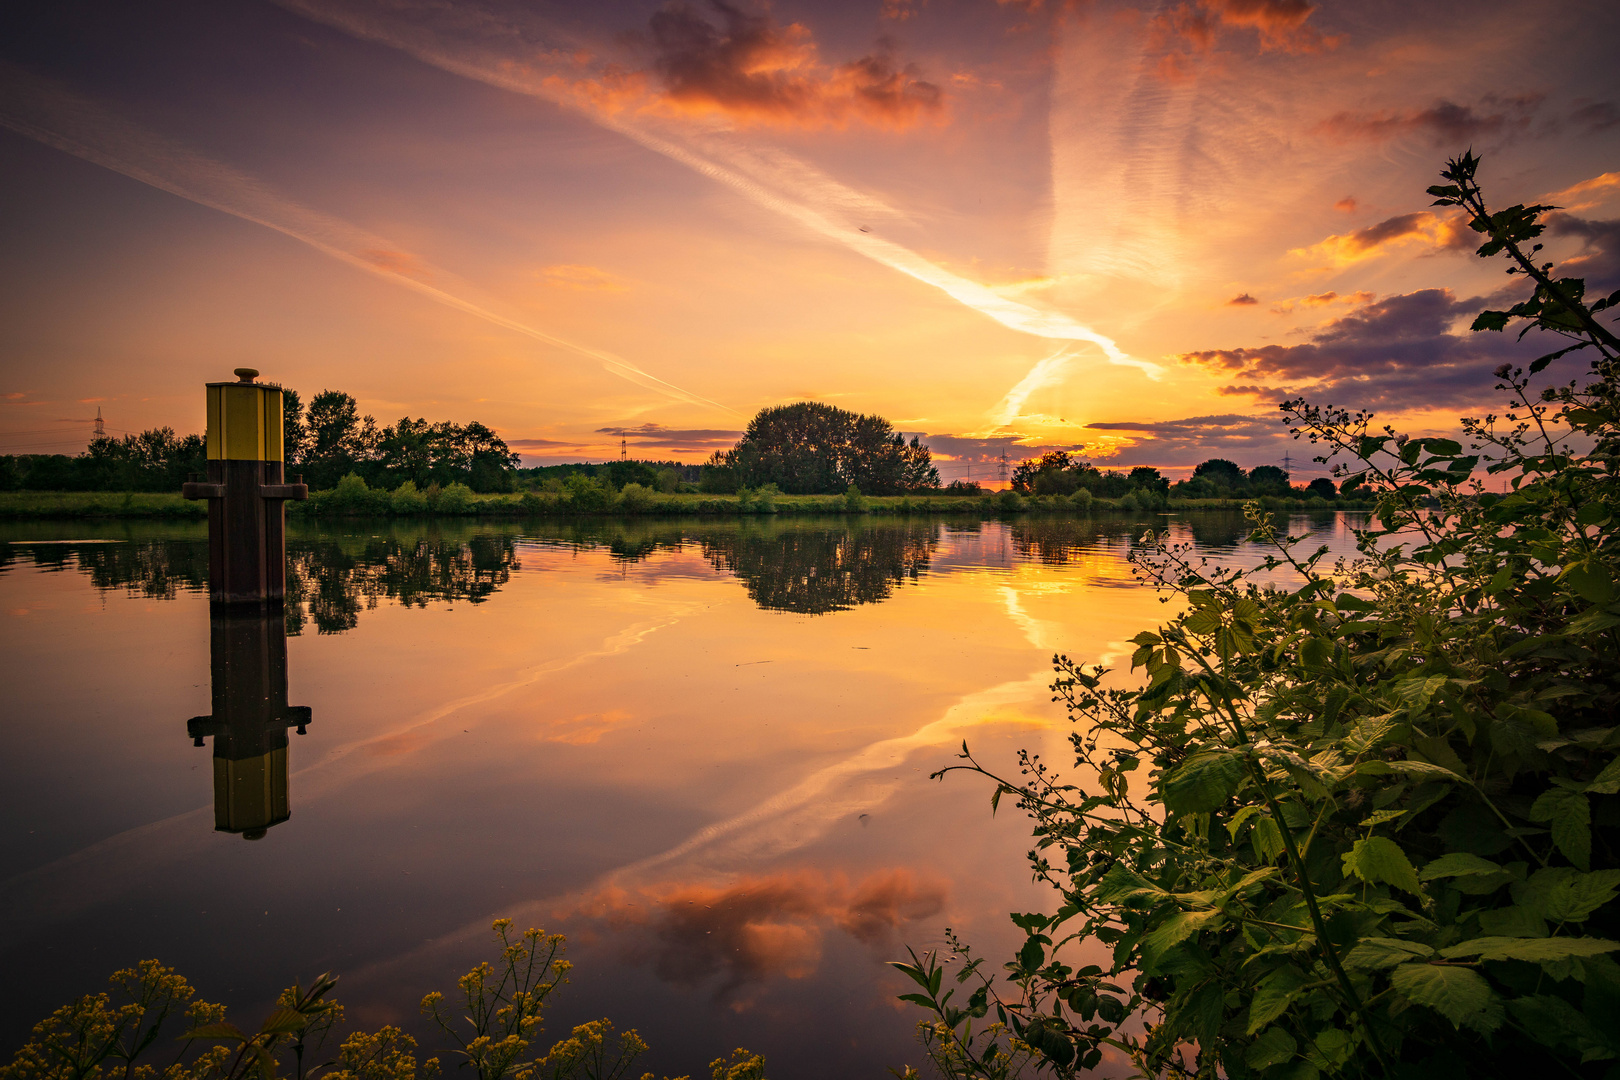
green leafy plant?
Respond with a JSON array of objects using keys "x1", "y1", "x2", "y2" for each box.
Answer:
[{"x1": 897, "y1": 154, "x2": 1620, "y2": 1077}]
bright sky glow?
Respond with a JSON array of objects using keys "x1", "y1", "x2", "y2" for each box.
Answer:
[{"x1": 1, "y1": 0, "x2": 1616, "y2": 475}]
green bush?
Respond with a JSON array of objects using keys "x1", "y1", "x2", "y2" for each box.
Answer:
[
  {"x1": 327, "y1": 472, "x2": 389, "y2": 515},
  {"x1": 617, "y1": 482, "x2": 654, "y2": 513},
  {"x1": 1071, "y1": 487, "x2": 1094, "y2": 510},
  {"x1": 845, "y1": 483, "x2": 868, "y2": 512},
  {"x1": 995, "y1": 488, "x2": 1023, "y2": 513},
  {"x1": 562, "y1": 474, "x2": 611, "y2": 513},
  {"x1": 391, "y1": 480, "x2": 429, "y2": 514},
  {"x1": 897, "y1": 153, "x2": 1620, "y2": 1078},
  {"x1": 435, "y1": 482, "x2": 475, "y2": 514}
]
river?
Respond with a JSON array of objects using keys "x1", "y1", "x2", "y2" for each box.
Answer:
[{"x1": 0, "y1": 512, "x2": 1365, "y2": 1078}]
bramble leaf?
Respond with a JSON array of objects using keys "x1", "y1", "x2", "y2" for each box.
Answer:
[
  {"x1": 1345, "y1": 938, "x2": 1435, "y2": 969},
  {"x1": 1245, "y1": 1027, "x2": 1297, "y2": 1070},
  {"x1": 1391, "y1": 964, "x2": 1502, "y2": 1030},
  {"x1": 1162, "y1": 750, "x2": 1245, "y2": 814},
  {"x1": 1531, "y1": 788, "x2": 1593, "y2": 872},
  {"x1": 1342, "y1": 836, "x2": 1422, "y2": 896}
]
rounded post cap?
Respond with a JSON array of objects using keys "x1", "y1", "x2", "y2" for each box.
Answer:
[{"x1": 234, "y1": 367, "x2": 259, "y2": 383}]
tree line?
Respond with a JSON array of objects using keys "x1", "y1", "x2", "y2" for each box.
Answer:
[
  {"x1": 0, "y1": 389, "x2": 520, "y2": 494},
  {"x1": 1010, "y1": 449, "x2": 1342, "y2": 500}
]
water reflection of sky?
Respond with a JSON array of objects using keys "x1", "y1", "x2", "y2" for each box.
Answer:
[{"x1": 0, "y1": 513, "x2": 1366, "y2": 1079}]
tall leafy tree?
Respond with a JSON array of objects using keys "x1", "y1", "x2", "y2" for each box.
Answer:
[{"x1": 715, "y1": 402, "x2": 939, "y2": 494}]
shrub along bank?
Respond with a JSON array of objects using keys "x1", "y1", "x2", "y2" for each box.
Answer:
[{"x1": 0, "y1": 475, "x2": 1371, "y2": 520}]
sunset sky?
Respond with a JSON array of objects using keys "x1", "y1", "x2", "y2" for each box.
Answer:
[{"x1": 1, "y1": 0, "x2": 1616, "y2": 480}]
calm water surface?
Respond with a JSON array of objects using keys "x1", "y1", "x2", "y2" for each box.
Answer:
[{"x1": 0, "y1": 513, "x2": 1365, "y2": 1078}]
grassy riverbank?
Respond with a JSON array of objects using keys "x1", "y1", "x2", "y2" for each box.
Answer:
[{"x1": 0, "y1": 488, "x2": 1371, "y2": 520}]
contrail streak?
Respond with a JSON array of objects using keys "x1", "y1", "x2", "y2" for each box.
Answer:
[
  {"x1": 0, "y1": 62, "x2": 738, "y2": 415},
  {"x1": 274, "y1": 0, "x2": 1160, "y2": 378},
  {"x1": 991, "y1": 346, "x2": 1075, "y2": 428}
]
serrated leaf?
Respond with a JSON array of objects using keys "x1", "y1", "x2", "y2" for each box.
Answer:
[
  {"x1": 1345, "y1": 937, "x2": 1436, "y2": 969},
  {"x1": 1421, "y1": 853, "x2": 1504, "y2": 881},
  {"x1": 1477, "y1": 906, "x2": 1548, "y2": 938},
  {"x1": 1391, "y1": 964, "x2": 1502, "y2": 1030},
  {"x1": 1247, "y1": 968, "x2": 1308, "y2": 1033},
  {"x1": 1388, "y1": 759, "x2": 1464, "y2": 782},
  {"x1": 1441, "y1": 936, "x2": 1620, "y2": 963},
  {"x1": 1506, "y1": 995, "x2": 1620, "y2": 1059},
  {"x1": 1140, "y1": 909, "x2": 1222, "y2": 971},
  {"x1": 1343, "y1": 714, "x2": 1397, "y2": 755},
  {"x1": 1342, "y1": 836, "x2": 1422, "y2": 896},
  {"x1": 1094, "y1": 863, "x2": 1167, "y2": 905},
  {"x1": 1245, "y1": 1027, "x2": 1298, "y2": 1069},
  {"x1": 1513, "y1": 869, "x2": 1620, "y2": 923},
  {"x1": 1162, "y1": 750, "x2": 1245, "y2": 814},
  {"x1": 1563, "y1": 559, "x2": 1615, "y2": 605},
  {"x1": 1590, "y1": 757, "x2": 1620, "y2": 796},
  {"x1": 1531, "y1": 788, "x2": 1593, "y2": 871}
]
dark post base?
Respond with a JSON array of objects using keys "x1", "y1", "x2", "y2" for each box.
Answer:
[{"x1": 182, "y1": 461, "x2": 307, "y2": 605}]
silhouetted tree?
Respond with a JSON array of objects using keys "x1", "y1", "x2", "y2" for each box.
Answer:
[
  {"x1": 1192, "y1": 457, "x2": 1245, "y2": 487},
  {"x1": 712, "y1": 402, "x2": 939, "y2": 495},
  {"x1": 1306, "y1": 476, "x2": 1338, "y2": 498}
]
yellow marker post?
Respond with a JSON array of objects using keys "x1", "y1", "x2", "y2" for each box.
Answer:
[
  {"x1": 182, "y1": 368, "x2": 307, "y2": 606},
  {"x1": 186, "y1": 613, "x2": 311, "y2": 840}
]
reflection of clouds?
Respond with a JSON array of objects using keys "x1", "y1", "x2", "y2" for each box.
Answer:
[
  {"x1": 559, "y1": 869, "x2": 946, "y2": 1000},
  {"x1": 542, "y1": 709, "x2": 633, "y2": 746}
]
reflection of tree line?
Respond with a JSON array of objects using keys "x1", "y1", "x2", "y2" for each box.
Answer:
[
  {"x1": 2, "y1": 538, "x2": 211, "y2": 598},
  {"x1": 529, "y1": 519, "x2": 940, "y2": 614},
  {"x1": 2, "y1": 513, "x2": 1277, "y2": 623},
  {"x1": 1006, "y1": 512, "x2": 1258, "y2": 566},
  {"x1": 0, "y1": 528, "x2": 522, "y2": 634},
  {"x1": 282, "y1": 532, "x2": 519, "y2": 633},
  {"x1": 701, "y1": 523, "x2": 937, "y2": 614}
]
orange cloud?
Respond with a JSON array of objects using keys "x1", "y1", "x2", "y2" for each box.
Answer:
[
  {"x1": 542, "y1": 2, "x2": 944, "y2": 130},
  {"x1": 1334, "y1": 196, "x2": 1357, "y2": 213},
  {"x1": 1290, "y1": 212, "x2": 1471, "y2": 267},
  {"x1": 538, "y1": 264, "x2": 629, "y2": 292},
  {"x1": 1269, "y1": 289, "x2": 1375, "y2": 314},
  {"x1": 1147, "y1": 0, "x2": 1336, "y2": 79},
  {"x1": 645, "y1": 3, "x2": 943, "y2": 129},
  {"x1": 558, "y1": 868, "x2": 946, "y2": 999},
  {"x1": 880, "y1": 0, "x2": 926, "y2": 21},
  {"x1": 1546, "y1": 171, "x2": 1620, "y2": 212},
  {"x1": 1227, "y1": 293, "x2": 1259, "y2": 306}
]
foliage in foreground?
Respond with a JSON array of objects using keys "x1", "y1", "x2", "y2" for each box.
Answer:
[
  {"x1": 896, "y1": 153, "x2": 1620, "y2": 1078},
  {"x1": 1, "y1": 922, "x2": 765, "y2": 1080}
]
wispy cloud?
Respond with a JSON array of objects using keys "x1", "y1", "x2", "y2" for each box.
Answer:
[
  {"x1": 274, "y1": 0, "x2": 1152, "y2": 375},
  {"x1": 989, "y1": 347, "x2": 1075, "y2": 428},
  {"x1": 0, "y1": 62, "x2": 736, "y2": 415}
]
